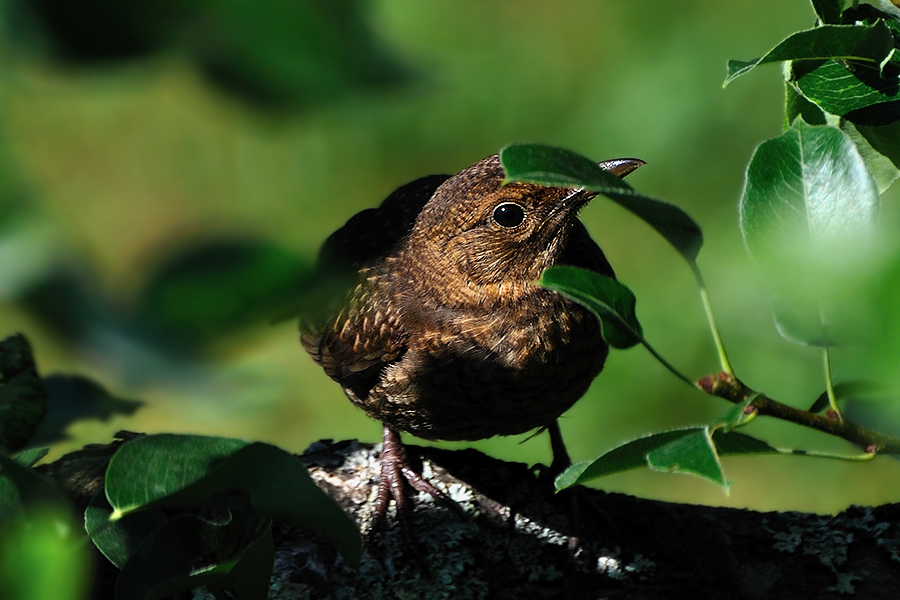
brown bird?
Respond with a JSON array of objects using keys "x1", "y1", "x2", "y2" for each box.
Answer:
[{"x1": 301, "y1": 153, "x2": 643, "y2": 528}]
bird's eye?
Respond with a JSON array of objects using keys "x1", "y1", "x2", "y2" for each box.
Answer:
[{"x1": 492, "y1": 202, "x2": 526, "y2": 228}]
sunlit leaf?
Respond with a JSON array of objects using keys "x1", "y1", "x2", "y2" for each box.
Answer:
[
  {"x1": 725, "y1": 22, "x2": 895, "y2": 85},
  {"x1": 793, "y1": 60, "x2": 900, "y2": 125},
  {"x1": 556, "y1": 425, "x2": 780, "y2": 490},
  {"x1": 105, "y1": 434, "x2": 362, "y2": 567},
  {"x1": 646, "y1": 428, "x2": 728, "y2": 490},
  {"x1": 841, "y1": 120, "x2": 900, "y2": 192},
  {"x1": 539, "y1": 266, "x2": 642, "y2": 349},
  {"x1": 555, "y1": 429, "x2": 696, "y2": 489},
  {"x1": 13, "y1": 447, "x2": 48, "y2": 468},
  {"x1": 500, "y1": 143, "x2": 703, "y2": 262},
  {"x1": 105, "y1": 434, "x2": 247, "y2": 515},
  {"x1": 740, "y1": 119, "x2": 879, "y2": 345},
  {"x1": 84, "y1": 493, "x2": 167, "y2": 570},
  {"x1": 785, "y1": 83, "x2": 827, "y2": 126}
]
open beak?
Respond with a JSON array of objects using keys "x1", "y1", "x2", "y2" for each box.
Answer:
[{"x1": 598, "y1": 158, "x2": 646, "y2": 179}]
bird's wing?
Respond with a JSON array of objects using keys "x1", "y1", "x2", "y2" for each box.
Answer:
[
  {"x1": 317, "y1": 174, "x2": 451, "y2": 270},
  {"x1": 561, "y1": 219, "x2": 616, "y2": 279},
  {"x1": 301, "y1": 274, "x2": 408, "y2": 398},
  {"x1": 301, "y1": 174, "x2": 450, "y2": 398}
]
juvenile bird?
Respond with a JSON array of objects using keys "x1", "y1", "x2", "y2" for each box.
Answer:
[{"x1": 301, "y1": 153, "x2": 643, "y2": 527}]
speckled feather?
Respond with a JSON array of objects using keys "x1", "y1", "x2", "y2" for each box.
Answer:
[{"x1": 301, "y1": 155, "x2": 624, "y2": 441}]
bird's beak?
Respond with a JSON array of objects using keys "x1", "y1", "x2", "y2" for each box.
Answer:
[{"x1": 597, "y1": 158, "x2": 645, "y2": 179}]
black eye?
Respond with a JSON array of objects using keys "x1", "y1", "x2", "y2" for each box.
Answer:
[{"x1": 492, "y1": 202, "x2": 526, "y2": 228}]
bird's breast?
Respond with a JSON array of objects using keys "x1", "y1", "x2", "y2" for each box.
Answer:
[{"x1": 374, "y1": 281, "x2": 609, "y2": 440}]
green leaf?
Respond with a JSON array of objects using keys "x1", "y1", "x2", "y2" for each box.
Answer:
[
  {"x1": 740, "y1": 119, "x2": 879, "y2": 346},
  {"x1": 215, "y1": 527, "x2": 275, "y2": 600},
  {"x1": 710, "y1": 430, "x2": 781, "y2": 455},
  {"x1": 811, "y1": 0, "x2": 842, "y2": 25},
  {"x1": 500, "y1": 143, "x2": 703, "y2": 263},
  {"x1": 725, "y1": 22, "x2": 895, "y2": 86},
  {"x1": 808, "y1": 380, "x2": 882, "y2": 413},
  {"x1": 555, "y1": 429, "x2": 697, "y2": 489},
  {"x1": 85, "y1": 493, "x2": 167, "y2": 570},
  {"x1": 793, "y1": 59, "x2": 900, "y2": 125},
  {"x1": 555, "y1": 423, "x2": 780, "y2": 490},
  {"x1": 646, "y1": 428, "x2": 728, "y2": 490},
  {"x1": 0, "y1": 507, "x2": 89, "y2": 600},
  {"x1": 105, "y1": 434, "x2": 247, "y2": 515},
  {"x1": 711, "y1": 397, "x2": 756, "y2": 432},
  {"x1": 0, "y1": 334, "x2": 48, "y2": 453},
  {"x1": 841, "y1": 120, "x2": 900, "y2": 192},
  {"x1": 539, "y1": 266, "x2": 642, "y2": 349},
  {"x1": 105, "y1": 434, "x2": 362, "y2": 567},
  {"x1": 114, "y1": 512, "x2": 271, "y2": 600},
  {"x1": 0, "y1": 454, "x2": 68, "y2": 523},
  {"x1": 13, "y1": 447, "x2": 48, "y2": 468},
  {"x1": 786, "y1": 82, "x2": 828, "y2": 126}
]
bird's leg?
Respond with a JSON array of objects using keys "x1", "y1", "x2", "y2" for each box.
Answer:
[
  {"x1": 545, "y1": 420, "x2": 623, "y2": 561},
  {"x1": 547, "y1": 420, "x2": 572, "y2": 479},
  {"x1": 371, "y1": 425, "x2": 463, "y2": 537}
]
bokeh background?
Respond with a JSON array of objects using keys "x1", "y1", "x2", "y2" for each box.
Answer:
[{"x1": 2, "y1": 0, "x2": 899, "y2": 514}]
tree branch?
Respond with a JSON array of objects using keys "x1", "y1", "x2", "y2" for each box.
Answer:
[{"x1": 698, "y1": 371, "x2": 900, "y2": 455}]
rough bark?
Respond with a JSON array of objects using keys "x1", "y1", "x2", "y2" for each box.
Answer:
[{"x1": 41, "y1": 437, "x2": 900, "y2": 600}]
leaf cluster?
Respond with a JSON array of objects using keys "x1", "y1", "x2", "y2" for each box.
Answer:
[
  {"x1": 0, "y1": 334, "x2": 362, "y2": 600},
  {"x1": 2, "y1": 0, "x2": 409, "y2": 112},
  {"x1": 501, "y1": 0, "x2": 900, "y2": 489}
]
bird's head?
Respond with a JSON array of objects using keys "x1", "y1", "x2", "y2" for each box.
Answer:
[{"x1": 406, "y1": 154, "x2": 643, "y2": 286}]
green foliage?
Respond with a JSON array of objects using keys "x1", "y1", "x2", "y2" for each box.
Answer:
[
  {"x1": 0, "y1": 335, "x2": 47, "y2": 454},
  {"x1": 501, "y1": 0, "x2": 900, "y2": 489},
  {"x1": 724, "y1": 23, "x2": 895, "y2": 85},
  {"x1": 137, "y1": 239, "x2": 311, "y2": 350},
  {"x1": 4, "y1": 0, "x2": 900, "y2": 593},
  {"x1": 0, "y1": 506, "x2": 89, "y2": 600},
  {"x1": 0, "y1": 332, "x2": 362, "y2": 599},
  {"x1": 6, "y1": 0, "x2": 409, "y2": 111},
  {"x1": 501, "y1": 143, "x2": 704, "y2": 263},
  {"x1": 539, "y1": 266, "x2": 642, "y2": 349},
  {"x1": 727, "y1": 4, "x2": 900, "y2": 125},
  {"x1": 86, "y1": 434, "x2": 363, "y2": 598},
  {"x1": 557, "y1": 400, "x2": 774, "y2": 491},
  {"x1": 740, "y1": 118, "x2": 878, "y2": 346},
  {"x1": 86, "y1": 434, "x2": 361, "y2": 598}
]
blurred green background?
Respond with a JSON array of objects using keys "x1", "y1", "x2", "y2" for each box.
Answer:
[{"x1": 2, "y1": 0, "x2": 899, "y2": 514}]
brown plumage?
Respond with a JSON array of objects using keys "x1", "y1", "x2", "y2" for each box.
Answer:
[{"x1": 301, "y1": 153, "x2": 643, "y2": 527}]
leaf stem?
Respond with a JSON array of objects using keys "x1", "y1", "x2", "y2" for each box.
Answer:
[
  {"x1": 690, "y1": 262, "x2": 734, "y2": 376},
  {"x1": 698, "y1": 372, "x2": 900, "y2": 455},
  {"x1": 822, "y1": 345, "x2": 841, "y2": 416},
  {"x1": 787, "y1": 448, "x2": 876, "y2": 462},
  {"x1": 640, "y1": 339, "x2": 697, "y2": 388}
]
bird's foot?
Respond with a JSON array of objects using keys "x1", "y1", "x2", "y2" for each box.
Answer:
[
  {"x1": 534, "y1": 420, "x2": 572, "y2": 485},
  {"x1": 369, "y1": 426, "x2": 464, "y2": 542}
]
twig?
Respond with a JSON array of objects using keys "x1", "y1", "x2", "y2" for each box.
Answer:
[{"x1": 697, "y1": 371, "x2": 900, "y2": 455}]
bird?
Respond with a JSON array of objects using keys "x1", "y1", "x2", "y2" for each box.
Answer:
[{"x1": 300, "y1": 152, "x2": 643, "y2": 531}]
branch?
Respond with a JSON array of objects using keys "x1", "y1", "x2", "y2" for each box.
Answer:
[
  {"x1": 698, "y1": 371, "x2": 900, "y2": 455},
  {"x1": 41, "y1": 438, "x2": 900, "y2": 599}
]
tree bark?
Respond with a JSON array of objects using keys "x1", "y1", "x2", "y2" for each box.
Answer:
[{"x1": 41, "y1": 437, "x2": 900, "y2": 600}]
